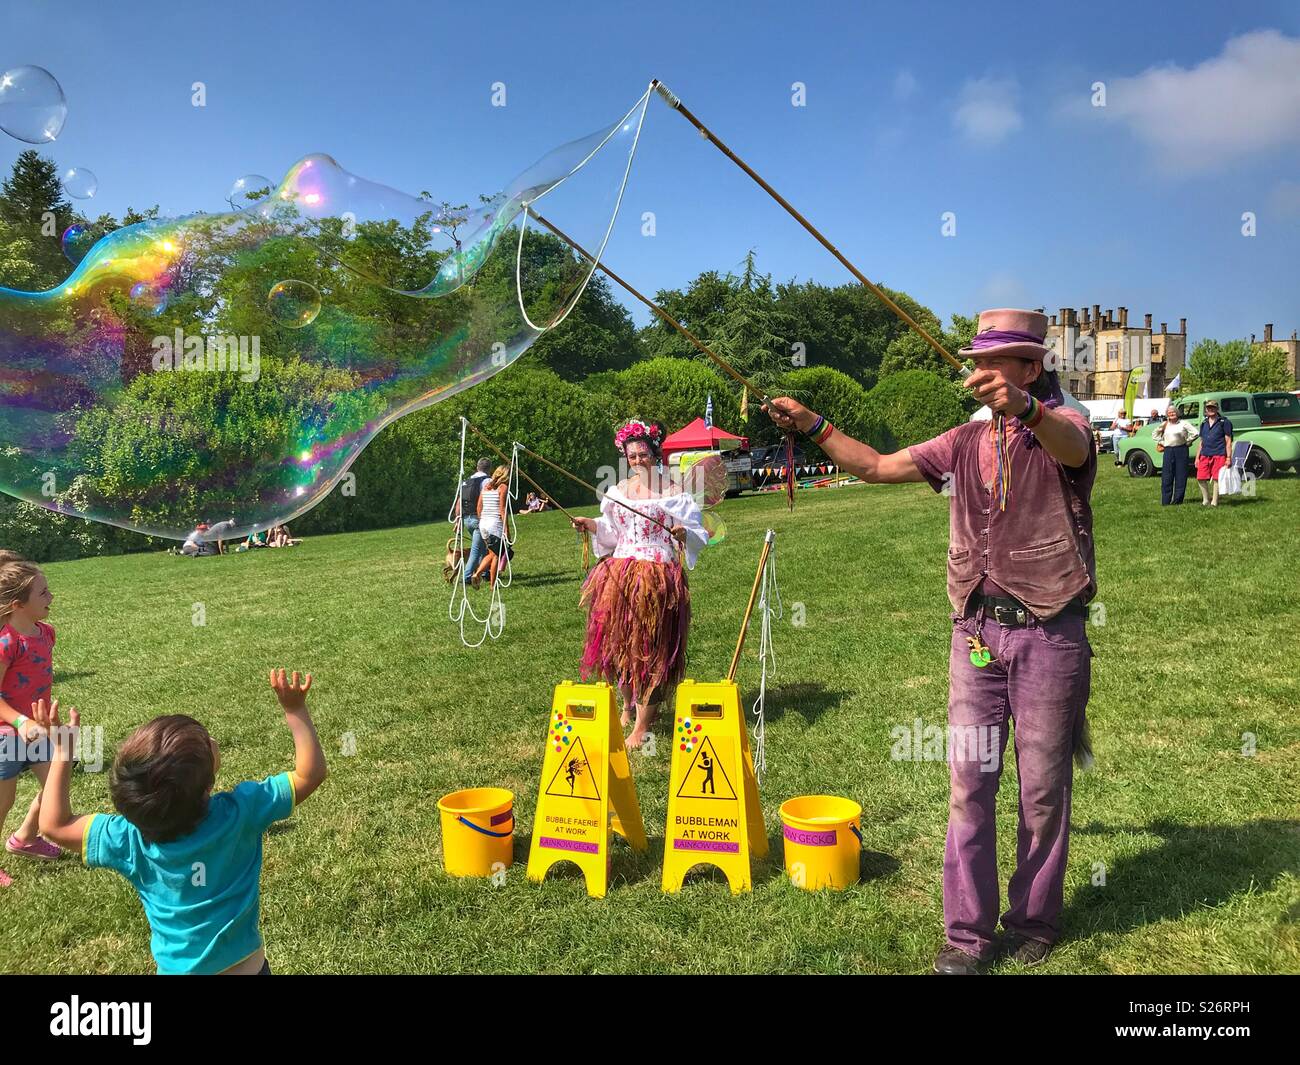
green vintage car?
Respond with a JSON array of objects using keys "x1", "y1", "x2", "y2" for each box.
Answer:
[{"x1": 1117, "y1": 391, "x2": 1300, "y2": 479}]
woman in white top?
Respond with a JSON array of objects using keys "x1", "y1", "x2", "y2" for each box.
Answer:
[
  {"x1": 1153, "y1": 403, "x2": 1198, "y2": 506},
  {"x1": 472, "y1": 465, "x2": 511, "y2": 586},
  {"x1": 570, "y1": 420, "x2": 710, "y2": 748}
]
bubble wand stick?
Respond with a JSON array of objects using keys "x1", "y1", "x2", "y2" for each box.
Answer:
[{"x1": 527, "y1": 207, "x2": 803, "y2": 508}]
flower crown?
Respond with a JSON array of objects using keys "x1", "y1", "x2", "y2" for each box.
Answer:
[{"x1": 614, "y1": 419, "x2": 663, "y2": 454}]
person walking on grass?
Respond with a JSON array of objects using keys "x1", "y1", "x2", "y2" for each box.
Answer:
[
  {"x1": 1153, "y1": 403, "x2": 1197, "y2": 506},
  {"x1": 471, "y1": 465, "x2": 512, "y2": 588},
  {"x1": 1194, "y1": 399, "x2": 1233, "y2": 507},
  {"x1": 453, "y1": 458, "x2": 492, "y2": 584},
  {"x1": 765, "y1": 308, "x2": 1096, "y2": 975}
]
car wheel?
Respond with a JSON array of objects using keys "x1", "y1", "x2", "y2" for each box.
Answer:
[
  {"x1": 1127, "y1": 451, "x2": 1153, "y2": 478},
  {"x1": 1244, "y1": 449, "x2": 1274, "y2": 480}
]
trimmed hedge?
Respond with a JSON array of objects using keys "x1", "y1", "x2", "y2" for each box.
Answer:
[{"x1": 863, "y1": 369, "x2": 967, "y2": 450}]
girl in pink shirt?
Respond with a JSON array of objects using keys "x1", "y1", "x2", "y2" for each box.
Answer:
[{"x1": 0, "y1": 557, "x2": 61, "y2": 886}]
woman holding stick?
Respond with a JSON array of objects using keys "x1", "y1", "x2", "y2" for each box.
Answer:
[{"x1": 570, "y1": 421, "x2": 710, "y2": 748}]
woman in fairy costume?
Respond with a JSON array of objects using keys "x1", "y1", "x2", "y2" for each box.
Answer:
[{"x1": 570, "y1": 420, "x2": 711, "y2": 748}]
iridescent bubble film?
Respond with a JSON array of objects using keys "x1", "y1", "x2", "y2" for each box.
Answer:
[
  {"x1": 0, "y1": 66, "x2": 67, "y2": 144},
  {"x1": 61, "y1": 223, "x2": 95, "y2": 265},
  {"x1": 61, "y1": 166, "x2": 97, "y2": 199},
  {"x1": 0, "y1": 88, "x2": 650, "y2": 540}
]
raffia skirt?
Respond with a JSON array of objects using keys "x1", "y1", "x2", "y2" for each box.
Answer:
[{"x1": 579, "y1": 556, "x2": 690, "y2": 707}]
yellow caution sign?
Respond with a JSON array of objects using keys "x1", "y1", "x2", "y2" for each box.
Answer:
[
  {"x1": 527, "y1": 681, "x2": 647, "y2": 897},
  {"x1": 662, "y1": 679, "x2": 766, "y2": 894}
]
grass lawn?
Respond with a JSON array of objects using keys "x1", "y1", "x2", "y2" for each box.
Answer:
[{"x1": 4, "y1": 461, "x2": 1298, "y2": 974}]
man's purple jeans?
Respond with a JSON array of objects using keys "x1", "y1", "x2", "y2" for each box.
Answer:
[{"x1": 944, "y1": 606, "x2": 1092, "y2": 960}]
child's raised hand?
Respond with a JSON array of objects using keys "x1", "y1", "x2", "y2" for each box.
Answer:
[{"x1": 269, "y1": 668, "x2": 313, "y2": 713}]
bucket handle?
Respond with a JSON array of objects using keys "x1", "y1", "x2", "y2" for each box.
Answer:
[
  {"x1": 457, "y1": 815, "x2": 513, "y2": 838},
  {"x1": 850, "y1": 824, "x2": 862, "y2": 848}
]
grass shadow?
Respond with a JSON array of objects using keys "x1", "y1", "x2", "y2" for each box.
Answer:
[
  {"x1": 53, "y1": 670, "x2": 97, "y2": 683},
  {"x1": 1065, "y1": 818, "x2": 1300, "y2": 938},
  {"x1": 507, "y1": 572, "x2": 581, "y2": 590},
  {"x1": 761, "y1": 682, "x2": 851, "y2": 725}
]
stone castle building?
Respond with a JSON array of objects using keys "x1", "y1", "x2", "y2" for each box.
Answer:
[
  {"x1": 1250, "y1": 323, "x2": 1300, "y2": 383},
  {"x1": 1043, "y1": 306, "x2": 1186, "y2": 400}
]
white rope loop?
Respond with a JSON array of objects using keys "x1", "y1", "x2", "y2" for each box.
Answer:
[
  {"x1": 749, "y1": 532, "x2": 781, "y2": 785},
  {"x1": 447, "y1": 417, "x2": 510, "y2": 646},
  {"x1": 514, "y1": 82, "x2": 654, "y2": 333}
]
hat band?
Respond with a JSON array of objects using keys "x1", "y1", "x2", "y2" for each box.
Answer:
[{"x1": 970, "y1": 329, "x2": 1044, "y2": 349}]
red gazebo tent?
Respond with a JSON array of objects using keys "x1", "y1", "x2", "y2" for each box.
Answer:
[{"x1": 661, "y1": 418, "x2": 748, "y2": 457}]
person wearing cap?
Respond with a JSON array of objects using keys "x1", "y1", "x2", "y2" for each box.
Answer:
[
  {"x1": 1152, "y1": 404, "x2": 1198, "y2": 505},
  {"x1": 765, "y1": 309, "x2": 1096, "y2": 975},
  {"x1": 1194, "y1": 400, "x2": 1233, "y2": 507}
]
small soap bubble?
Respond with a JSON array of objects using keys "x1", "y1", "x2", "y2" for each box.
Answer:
[
  {"x1": 61, "y1": 167, "x2": 98, "y2": 200},
  {"x1": 267, "y1": 280, "x2": 321, "y2": 328},
  {"x1": 129, "y1": 280, "x2": 168, "y2": 315},
  {"x1": 227, "y1": 174, "x2": 273, "y2": 207},
  {"x1": 0, "y1": 66, "x2": 67, "y2": 144},
  {"x1": 60, "y1": 223, "x2": 95, "y2": 264}
]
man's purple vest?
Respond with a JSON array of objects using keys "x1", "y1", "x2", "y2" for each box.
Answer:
[{"x1": 941, "y1": 423, "x2": 1097, "y2": 619}]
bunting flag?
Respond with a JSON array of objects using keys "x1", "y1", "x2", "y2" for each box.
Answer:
[{"x1": 705, "y1": 394, "x2": 714, "y2": 428}]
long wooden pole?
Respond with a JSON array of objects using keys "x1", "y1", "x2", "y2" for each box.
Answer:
[
  {"x1": 728, "y1": 529, "x2": 775, "y2": 683},
  {"x1": 464, "y1": 422, "x2": 579, "y2": 522},
  {"x1": 649, "y1": 80, "x2": 966, "y2": 377},
  {"x1": 526, "y1": 207, "x2": 771, "y2": 402}
]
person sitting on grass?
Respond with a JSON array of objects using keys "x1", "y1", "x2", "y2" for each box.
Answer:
[
  {"x1": 36, "y1": 669, "x2": 327, "y2": 975},
  {"x1": 268, "y1": 525, "x2": 300, "y2": 548}
]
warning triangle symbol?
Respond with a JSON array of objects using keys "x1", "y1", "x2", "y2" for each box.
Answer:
[
  {"x1": 545, "y1": 736, "x2": 601, "y2": 801},
  {"x1": 675, "y1": 736, "x2": 736, "y2": 801}
]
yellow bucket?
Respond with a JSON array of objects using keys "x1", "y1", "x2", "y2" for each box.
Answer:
[
  {"x1": 438, "y1": 787, "x2": 514, "y2": 877},
  {"x1": 779, "y1": 795, "x2": 862, "y2": 890}
]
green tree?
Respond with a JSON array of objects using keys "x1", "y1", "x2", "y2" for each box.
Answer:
[
  {"x1": 779, "y1": 365, "x2": 889, "y2": 452},
  {"x1": 585, "y1": 357, "x2": 740, "y2": 437},
  {"x1": 0, "y1": 150, "x2": 72, "y2": 286},
  {"x1": 1176, "y1": 338, "x2": 1295, "y2": 395}
]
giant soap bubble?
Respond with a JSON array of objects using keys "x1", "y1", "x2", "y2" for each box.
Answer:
[
  {"x1": 0, "y1": 66, "x2": 67, "y2": 143},
  {"x1": 0, "y1": 86, "x2": 651, "y2": 540}
]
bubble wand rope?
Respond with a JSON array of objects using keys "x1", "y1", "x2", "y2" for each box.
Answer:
[
  {"x1": 511, "y1": 439, "x2": 680, "y2": 537},
  {"x1": 464, "y1": 422, "x2": 579, "y2": 523},
  {"x1": 728, "y1": 529, "x2": 776, "y2": 684},
  {"x1": 527, "y1": 208, "x2": 799, "y2": 509},
  {"x1": 647, "y1": 81, "x2": 1011, "y2": 504},
  {"x1": 525, "y1": 208, "x2": 769, "y2": 404}
]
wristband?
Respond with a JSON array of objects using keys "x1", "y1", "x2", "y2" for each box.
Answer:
[
  {"x1": 811, "y1": 420, "x2": 835, "y2": 446},
  {"x1": 1021, "y1": 393, "x2": 1045, "y2": 430},
  {"x1": 801, "y1": 414, "x2": 825, "y2": 438},
  {"x1": 13, "y1": 714, "x2": 28, "y2": 732}
]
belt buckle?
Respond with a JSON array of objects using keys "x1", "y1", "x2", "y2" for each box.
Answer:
[{"x1": 994, "y1": 604, "x2": 1026, "y2": 626}]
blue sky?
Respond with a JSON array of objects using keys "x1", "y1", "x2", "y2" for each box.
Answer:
[{"x1": 3, "y1": 0, "x2": 1299, "y2": 345}]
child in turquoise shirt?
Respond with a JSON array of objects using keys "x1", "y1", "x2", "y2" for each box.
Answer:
[{"x1": 37, "y1": 669, "x2": 327, "y2": 974}]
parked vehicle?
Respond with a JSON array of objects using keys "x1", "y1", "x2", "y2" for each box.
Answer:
[{"x1": 1116, "y1": 391, "x2": 1300, "y2": 480}]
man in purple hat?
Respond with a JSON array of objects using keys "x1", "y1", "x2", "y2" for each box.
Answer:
[{"x1": 765, "y1": 309, "x2": 1096, "y2": 974}]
